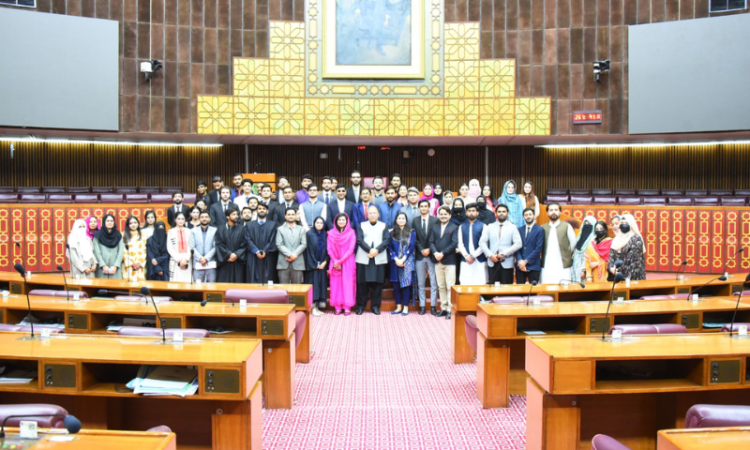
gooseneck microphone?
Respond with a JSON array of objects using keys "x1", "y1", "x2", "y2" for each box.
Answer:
[
  {"x1": 57, "y1": 264, "x2": 71, "y2": 301},
  {"x1": 200, "y1": 299, "x2": 209, "y2": 307},
  {"x1": 728, "y1": 273, "x2": 750, "y2": 338},
  {"x1": 190, "y1": 249, "x2": 195, "y2": 285},
  {"x1": 688, "y1": 275, "x2": 728, "y2": 300},
  {"x1": 558, "y1": 279, "x2": 586, "y2": 288},
  {"x1": 675, "y1": 260, "x2": 688, "y2": 280},
  {"x1": 721, "y1": 247, "x2": 746, "y2": 276},
  {"x1": 525, "y1": 280, "x2": 538, "y2": 306},
  {"x1": 0, "y1": 414, "x2": 81, "y2": 438},
  {"x1": 13, "y1": 263, "x2": 34, "y2": 339},
  {"x1": 141, "y1": 286, "x2": 166, "y2": 343},
  {"x1": 97, "y1": 289, "x2": 133, "y2": 296},
  {"x1": 602, "y1": 273, "x2": 626, "y2": 341}
]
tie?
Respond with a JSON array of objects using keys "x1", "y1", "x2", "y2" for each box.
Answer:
[
  {"x1": 423, "y1": 218, "x2": 426, "y2": 232},
  {"x1": 526, "y1": 226, "x2": 530, "y2": 238},
  {"x1": 223, "y1": 204, "x2": 227, "y2": 212},
  {"x1": 498, "y1": 222, "x2": 503, "y2": 239},
  {"x1": 259, "y1": 220, "x2": 264, "y2": 225},
  {"x1": 363, "y1": 203, "x2": 368, "y2": 216},
  {"x1": 441, "y1": 224, "x2": 445, "y2": 238},
  {"x1": 412, "y1": 206, "x2": 417, "y2": 217}
]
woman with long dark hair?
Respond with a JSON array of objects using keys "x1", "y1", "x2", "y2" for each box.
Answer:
[
  {"x1": 122, "y1": 216, "x2": 146, "y2": 282},
  {"x1": 389, "y1": 211, "x2": 415, "y2": 315},
  {"x1": 141, "y1": 210, "x2": 157, "y2": 241}
]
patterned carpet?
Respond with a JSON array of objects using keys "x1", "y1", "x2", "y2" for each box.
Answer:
[{"x1": 263, "y1": 311, "x2": 527, "y2": 450}]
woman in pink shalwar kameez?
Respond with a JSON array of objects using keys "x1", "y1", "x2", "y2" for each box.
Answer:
[{"x1": 327, "y1": 213, "x2": 357, "y2": 315}]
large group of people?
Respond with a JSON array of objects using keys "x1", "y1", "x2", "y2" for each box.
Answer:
[{"x1": 66, "y1": 171, "x2": 648, "y2": 317}]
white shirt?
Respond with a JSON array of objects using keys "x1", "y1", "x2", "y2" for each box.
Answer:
[
  {"x1": 458, "y1": 221, "x2": 484, "y2": 259},
  {"x1": 336, "y1": 198, "x2": 346, "y2": 214}
]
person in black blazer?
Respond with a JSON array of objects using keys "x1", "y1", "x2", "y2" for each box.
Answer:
[
  {"x1": 271, "y1": 186, "x2": 300, "y2": 225},
  {"x1": 429, "y1": 205, "x2": 459, "y2": 319},
  {"x1": 209, "y1": 187, "x2": 234, "y2": 228},
  {"x1": 345, "y1": 170, "x2": 363, "y2": 204},
  {"x1": 167, "y1": 192, "x2": 188, "y2": 228},
  {"x1": 413, "y1": 199, "x2": 440, "y2": 315},
  {"x1": 516, "y1": 207, "x2": 545, "y2": 285},
  {"x1": 328, "y1": 185, "x2": 355, "y2": 228},
  {"x1": 207, "y1": 175, "x2": 224, "y2": 205}
]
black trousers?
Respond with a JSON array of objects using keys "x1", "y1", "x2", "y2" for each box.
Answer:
[
  {"x1": 516, "y1": 269, "x2": 540, "y2": 285},
  {"x1": 356, "y1": 282, "x2": 383, "y2": 309},
  {"x1": 488, "y1": 264, "x2": 515, "y2": 284}
]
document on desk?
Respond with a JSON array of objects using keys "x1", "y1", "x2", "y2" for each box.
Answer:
[
  {"x1": 194, "y1": 261, "x2": 217, "y2": 270},
  {"x1": 522, "y1": 330, "x2": 546, "y2": 335},
  {"x1": 139, "y1": 365, "x2": 197, "y2": 389}
]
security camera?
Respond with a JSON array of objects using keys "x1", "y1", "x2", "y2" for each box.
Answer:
[
  {"x1": 141, "y1": 60, "x2": 163, "y2": 81},
  {"x1": 593, "y1": 60, "x2": 610, "y2": 82}
]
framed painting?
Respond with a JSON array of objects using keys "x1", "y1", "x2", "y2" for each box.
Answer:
[{"x1": 322, "y1": 0, "x2": 425, "y2": 79}]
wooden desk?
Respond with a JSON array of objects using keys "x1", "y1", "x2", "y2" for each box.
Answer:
[
  {"x1": 525, "y1": 334, "x2": 750, "y2": 450},
  {"x1": 0, "y1": 295, "x2": 296, "y2": 409},
  {"x1": 450, "y1": 274, "x2": 748, "y2": 363},
  {"x1": 1, "y1": 427, "x2": 176, "y2": 450},
  {"x1": 657, "y1": 427, "x2": 750, "y2": 450},
  {"x1": 0, "y1": 273, "x2": 313, "y2": 364},
  {"x1": 475, "y1": 297, "x2": 750, "y2": 409},
  {"x1": 0, "y1": 333, "x2": 263, "y2": 450}
]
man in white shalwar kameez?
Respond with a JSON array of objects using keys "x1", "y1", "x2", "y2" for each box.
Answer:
[{"x1": 540, "y1": 203, "x2": 577, "y2": 284}]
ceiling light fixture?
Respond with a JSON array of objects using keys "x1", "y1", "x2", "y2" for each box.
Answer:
[{"x1": 0, "y1": 137, "x2": 222, "y2": 148}]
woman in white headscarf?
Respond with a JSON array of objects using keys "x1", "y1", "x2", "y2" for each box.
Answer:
[
  {"x1": 67, "y1": 219, "x2": 97, "y2": 278},
  {"x1": 607, "y1": 213, "x2": 646, "y2": 280},
  {"x1": 467, "y1": 179, "x2": 482, "y2": 204}
]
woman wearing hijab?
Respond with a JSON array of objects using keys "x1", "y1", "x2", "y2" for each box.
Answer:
[
  {"x1": 122, "y1": 216, "x2": 147, "y2": 282},
  {"x1": 389, "y1": 211, "x2": 415, "y2": 315},
  {"x1": 327, "y1": 213, "x2": 357, "y2": 315},
  {"x1": 521, "y1": 181, "x2": 540, "y2": 218},
  {"x1": 93, "y1": 213, "x2": 124, "y2": 279},
  {"x1": 146, "y1": 222, "x2": 170, "y2": 281},
  {"x1": 467, "y1": 179, "x2": 482, "y2": 204},
  {"x1": 433, "y1": 183, "x2": 445, "y2": 206},
  {"x1": 167, "y1": 212, "x2": 193, "y2": 282},
  {"x1": 85, "y1": 215, "x2": 100, "y2": 240},
  {"x1": 67, "y1": 219, "x2": 97, "y2": 278},
  {"x1": 571, "y1": 216, "x2": 596, "y2": 282},
  {"x1": 304, "y1": 217, "x2": 330, "y2": 316},
  {"x1": 475, "y1": 195, "x2": 497, "y2": 225},
  {"x1": 585, "y1": 221, "x2": 613, "y2": 282},
  {"x1": 500, "y1": 180, "x2": 525, "y2": 228},
  {"x1": 420, "y1": 183, "x2": 441, "y2": 217},
  {"x1": 608, "y1": 213, "x2": 647, "y2": 280},
  {"x1": 140, "y1": 210, "x2": 157, "y2": 241},
  {"x1": 482, "y1": 185, "x2": 495, "y2": 209},
  {"x1": 450, "y1": 198, "x2": 467, "y2": 227}
]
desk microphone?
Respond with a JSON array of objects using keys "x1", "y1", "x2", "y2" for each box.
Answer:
[
  {"x1": 525, "y1": 280, "x2": 538, "y2": 306},
  {"x1": 688, "y1": 275, "x2": 728, "y2": 300},
  {"x1": 602, "y1": 273, "x2": 626, "y2": 341},
  {"x1": 675, "y1": 260, "x2": 688, "y2": 280},
  {"x1": 190, "y1": 249, "x2": 195, "y2": 285},
  {"x1": 0, "y1": 414, "x2": 81, "y2": 438},
  {"x1": 721, "y1": 247, "x2": 745, "y2": 276},
  {"x1": 57, "y1": 264, "x2": 71, "y2": 301},
  {"x1": 13, "y1": 263, "x2": 35, "y2": 340},
  {"x1": 96, "y1": 289, "x2": 134, "y2": 296},
  {"x1": 728, "y1": 273, "x2": 750, "y2": 339},
  {"x1": 200, "y1": 299, "x2": 209, "y2": 307},
  {"x1": 558, "y1": 279, "x2": 585, "y2": 288},
  {"x1": 141, "y1": 286, "x2": 166, "y2": 343}
]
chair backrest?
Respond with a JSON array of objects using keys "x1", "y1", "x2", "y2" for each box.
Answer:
[
  {"x1": 570, "y1": 195, "x2": 593, "y2": 205},
  {"x1": 16, "y1": 325, "x2": 66, "y2": 334},
  {"x1": 546, "y1": 188, "x2": 568, "y2": 195},
  {"x1": 0, "y1": 193, "x2": 19, "y2": 203},
  {"x1": 20, "y1": 194, "x2": 47, "y2": 203},
  {"x1": 48, "y1": 194, "x2": 74, "y2": 203},
  {"x1": 652, "y1": 324, "x2": 688, "y2": 334},
  {"x1": 591, "y1": 189, "x2": 612, "y2": 196},
  {"x1": 91, "y1": 186, "x2": 114, "y2": 193},
  {"x1": 74, "y1": 194, "x2": 99, "y2": 203},
  {"x1": 614, "y1": 189, "x2": 637, "y2": 196},
  {"x1": 642, "y1": 197, "x2": 666, "y2": 206},
  {"x1": 639, "y1": 294, "x2": 689, "y2": 300},
  {"x1": 667, "y1": 197, "x2": 693, "y2": 206},
  {"x1": 491, "y1": 295, "x2": 554, "y2": 304},
  {"x1": 464, "y1": 314, "x2": 478, "y2": 352},
  {"x1": 67, "y1": 186, "x2": 91, "y2": 193},
  {"x1": 617, "y1": 196, "x2": 642, "y2": 206},
  {"x1": 0, "y1": 186, "x2": 15, "y2": 193},
  {"x1": 685, "y1": 189, "x2": 707, "y2": 197},
  {"x1": 721, "y1": 197, "x2": 747, "y2": 206},
  {"x1": 150, "y1": 193, "x2": 172, "y2": 203},
  {"x1": 608, "y1": 324, "x2": 658, "y2": 335},
  {"x1": 42, "y1": 186, "x2": 66, "y2": 193},
  {"x1": 661, "y1": 189, "x2": 683, "y2": 196},
  {"x1": 569, "y1": 189, "x2": 590, "y2": 196},
  {"x1": 684, "y1": 404, "x2": 750, "y2": 428},
  {"x1": 17, "y1": 186, "x2": 41, "y2": 193},
  {"x1": 546, "y1": 194, "x2": 570, "y2": 204},
  {"x1": 593, "y1": 196, "x2": 617, "y2": 205},
  {"x1": 294, "y1": 311, "x2": 306, "y2": 349},
  {"x1": 720, "y1": 322, "x2": 750, "y2": 332},
  {"x1": 0, "y1": 404, "x2": 69, "y2": 429},
  {"x1": 734, "y1": 189, "x2": 750, "y2": 197},
  {"x1": 30, "y1": 289, "x2": 88, "y2": 298},
  {"x1": 224, "y1": 289, "x2": 290, "y2": 304},
  {"x1": 116, "y1": 186, "x2": 138, "y2": 193},
  {"x1": 117, "y1": 327, "x2": 210, "y2": 338},
  {"x1": 161, "y1": 186, "x2": 183, "y2": 194},
  {"x1": 124, "y1": 193, "x2": 150, "y2": 203},
  {"x1": 591, "y1": 434, "x2": 632, "y2": 450},
  {"x1": 709, "y1": 189, "x2": 733, "y2": 196},
  {"x1": 693, "y1": 197, "x2": 719, "y2": 206},
  {"x1": 139, "y1": 186, "x2": 161, "y2": 193},
  {"x1": 0, "y1": 324, "x2": 22, "y2": 331},
  {"x1": 100, "y1": 193, "x2": 124, "y2": 203},
  {"x1": 183, "y1": 193, "x2": 197, "y2": 204},
  {"x1": 53, "y1": 290, "x2": 88, "y2": 298},
  {"x1": 636, "y1": 189, "x2": 659, "y2": 196},
  {"x1": 114, "y1": 295, "x2": 173, "y2": 302}
]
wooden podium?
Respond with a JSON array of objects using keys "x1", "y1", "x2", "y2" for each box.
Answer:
[{"x1": 242, "y1": 173, "x2": 276, "y2": 192}]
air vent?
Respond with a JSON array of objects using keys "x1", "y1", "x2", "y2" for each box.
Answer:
[
  {"x1": 709, "y1": 0, "x2": 747, "y2": 13},
  {"x1": 0, "y1": 0, "x2": 35, "y2": 7}
]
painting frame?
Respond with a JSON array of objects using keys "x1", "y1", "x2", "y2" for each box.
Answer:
[{"x1": 321, "y1": 0, "x2": 425, "y2": 79}]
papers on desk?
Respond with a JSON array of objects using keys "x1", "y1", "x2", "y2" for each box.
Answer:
[
  {"x1": 522, "y1": 330, "x2": 546, "y2": 335},
  {"x1": 0, "y1": 368, "x2": 38, "y2": 384},
  {"x1": 194, "y1": 261, "x2": 217, "y2": 270},
  {"x1": 127, "y1": 365, "x2": 199, "y2": 397},
  {"x1": 18, "y1": 321, "x2": 65, "y2": 328},
  {"x1": 702, "y1": 322, "x2": 727, "y2": 329}
]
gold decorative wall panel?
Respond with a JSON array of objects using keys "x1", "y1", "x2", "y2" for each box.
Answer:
[{"x1": 197, "y1": 1, "x2": 550, "y2": 137}]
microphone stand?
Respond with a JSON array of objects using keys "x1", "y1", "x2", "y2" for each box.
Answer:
[
  {"x1": 141, "y1": 286, "x2": 166, "y2": 344},
  {"x1": 13, "y1": 263, "x2": 35, "y2": 340},
  {"x1": 602, "y1": 273, "x2": 626, "y2": 341},
  {"x1": 675, "y1": 260, "x2": 688, "y2": 280},
  {"x1": 728, "y1": 274, "x2": 750, "y2": 339},
  {"x1": 190, "y1": 249, "x2": 195, "y2": 285},
  {"x1": 525, "y1": 280, "x2": 538, "y2": 306},
  {"x1": 721, "y1": 247, "x2": 746, "y2": 277},
  {"x1": 688, "y1": 275, "x2": 728, "y2": 301},
  {"x1": 15, "y1": 242, "x2": 25, "y2": 272},
  {"x1": 57, "y1": 264, "x2": 71, "y2": 301}
]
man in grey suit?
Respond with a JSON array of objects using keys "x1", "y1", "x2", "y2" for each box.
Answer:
[
  {"x1": 479, "y1": 203, "x2": 522, "y2": 285},
  {"x1": 276, "y1": 207, "x2": 308, "y2": 284},
  {"x1": 190, "y1": 210, "x2": 217, "y2": 282}
]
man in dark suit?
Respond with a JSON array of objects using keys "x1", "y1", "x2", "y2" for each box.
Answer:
[
  {"x1": 167, "y1": 192, "x2": 188, "y2": 228},
  {"x1": 351, "y1": 187, "x2": 374, "y2": 231},
  {"x1": 209, "y1": 186, "x2": 234, "y2": 228},
  {"x1": 257, "y1": 184, "x2": 279, "y2": 213},
  {"x1": 207, "y1": 175, "x2": 224, "y2": 205},
  {"x1": 271, "y1": 186, "x2": 299, "y2": 225},
  {"x1": 345, "y1": 170, "x2": 363, "y2": 204},
  {"x1": 516, "y1": 207, "x2": 544, "y2": 284},
  {"x1": 429, "y1": 205, "x2": 459, "y2": 319},
  {"x1": 328, "y1": 185, "x2": 355, "y2": 228},
  {"x1": 414, "y1": 199, "x2": 439, "y2": 315}
]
